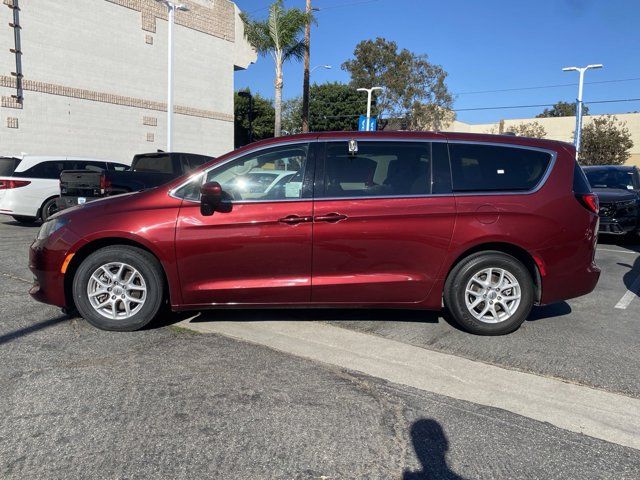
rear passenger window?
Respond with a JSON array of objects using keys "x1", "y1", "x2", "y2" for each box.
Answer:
[
  {"x1": 322, "y1": 142, "x2": 432, "y2": 198},
  {"x1": 22, "y1": 161, "x2": 71, "y2": 179},
  {"x1": 449, "y1": 144, "x2": 552, "y2": 192}
]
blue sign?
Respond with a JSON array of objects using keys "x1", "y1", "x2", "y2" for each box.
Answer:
[{"x1": 358, "y1": 115, "x2": 378, "y2": 132}]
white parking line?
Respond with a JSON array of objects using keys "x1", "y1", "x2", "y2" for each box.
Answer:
[
  {"x1": 596, "y1": 247, "x2": 639, "y2": 256},
  {"x1": 614, "y1": 273, "x2": 640, "y2": 309},
  {"x1": 178, "y1": 319, "x2": 640, "y2": 450}
]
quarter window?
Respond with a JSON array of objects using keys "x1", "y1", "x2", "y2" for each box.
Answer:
[
  {"x1": 321, "y1": 142, "x2": 432, "y2": 198},
  {"x1": 449, "y1": 144, "x2": 552, "y2": 192}
]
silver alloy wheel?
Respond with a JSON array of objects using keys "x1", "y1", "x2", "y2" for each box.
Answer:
[
  {"x1": 87, "y1": 262, "x2": 147, "y2": 320},
  {"x1": 464, "y1": 267, "x2": 522, "y2": 324}
]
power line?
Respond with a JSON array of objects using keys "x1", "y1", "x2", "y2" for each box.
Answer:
[
  {"x1": 455, "y1": 77, "x2": 640, "y2": 96},
  {"x1": 312, "y1": 98, "x2": 640, "y2": 119},
  {"x1": 454, "y1": 97, "x2": 640, "y2": 112}
]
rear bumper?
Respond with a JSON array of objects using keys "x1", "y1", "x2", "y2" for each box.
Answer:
[
  {"x1": 598, "y1": 216, "x2": 637, "y2": 235},
  {"x1": 56, "y1": 196, "x2": 96, "y2": 211},
  {"x1": 540, "y1": 261, "x2": 601, "y2": 304}
]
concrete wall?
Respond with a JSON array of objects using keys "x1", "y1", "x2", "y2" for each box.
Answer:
[
  {"x1": 0, "y1": 0, "x2": 256, "y2": 162},
  {"x1": 449, "y1": 113, "x2": 640, "y2": 166}
]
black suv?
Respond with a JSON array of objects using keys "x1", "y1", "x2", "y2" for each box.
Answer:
[{"x1": 583, "y1": 165, "x2": 640, "y2": 236}]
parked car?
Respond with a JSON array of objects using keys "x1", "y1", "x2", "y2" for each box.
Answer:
[
  {"x1": 0, "y1": 155, "x2": 129, "y2": 223},
  {"x1": 582, "y1": 165, "x2": 640, "y2": 236},
  {"x1": 56, "y1": 152, "x2": 212, "y2": 211},
  {"x1": 29, "y1": 132, "x2": 601, "y2": 336}
]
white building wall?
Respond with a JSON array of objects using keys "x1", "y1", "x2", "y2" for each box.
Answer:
[{"x1": 0, "y1": 0, "x2": 255, "y2": 162}]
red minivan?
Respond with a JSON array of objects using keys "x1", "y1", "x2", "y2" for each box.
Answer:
[{"x1": 29, "y1": 132, "x2": 600, "y2": 335}]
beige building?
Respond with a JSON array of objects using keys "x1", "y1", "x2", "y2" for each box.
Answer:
[
  {"x1": 450, "y1": 113, "x2": 640, "y2": 166},
  {"x1": 1, "y1": 0, "x2": 255, "y2": 162}
]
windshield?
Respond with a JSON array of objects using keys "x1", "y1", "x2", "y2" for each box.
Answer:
[
  {"x1": 585, "y1": 169, "x2": 637, "y2": 190},
  {"x1": 0, "y1": 157, "x2": 20, "y2": 176}
]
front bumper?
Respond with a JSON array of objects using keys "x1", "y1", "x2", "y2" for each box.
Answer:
[{"x1": 29, "y1": 227, "x2": 81, "y2": 308}]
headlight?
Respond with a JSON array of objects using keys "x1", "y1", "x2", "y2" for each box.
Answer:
[{"x1": 37, "y1": 218, "x2": 68, "y2": 241}]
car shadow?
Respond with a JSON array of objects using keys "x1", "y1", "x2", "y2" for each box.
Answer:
[
  {"x1": 618, "y1": 257, "x2": 640, "y2": 299},
  {"x1": 190, "y1": 308, "x2": 442, "y2": 324},
  {"x1": 403, "y1": 418, "x2": 469, "y2": 480},
  {"x1": 598, "y1": 234, "x2": 640, "y2": 253},
  {"x1": 527, "y1": 302, "x2": 572, "y2": 321},
  {"x1": 2, "y1": 220, "x2": 40, "y2": 228}
]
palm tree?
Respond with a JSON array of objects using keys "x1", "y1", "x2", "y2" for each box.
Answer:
[{"x1": 241, "y1": 1, "x2": 309, "y2": 137}]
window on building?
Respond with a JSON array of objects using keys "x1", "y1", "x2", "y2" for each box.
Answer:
[
  {"x1": 321, "y1": 141, "x2": 432, "y2": 198},
  {"x1": 449, "y1": 144, "x2": 552, "y2": 192}
]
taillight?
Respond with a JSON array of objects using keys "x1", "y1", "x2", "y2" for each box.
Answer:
[
  {"x1": 576, "y1": 193, "x2": 599, "y2": 214},
  {"x1": 99, "y1": 174, "x2": 111, "y2": 194},
  {"x1": 0, "y1": 179, "x2": 31, "y2": 189}
]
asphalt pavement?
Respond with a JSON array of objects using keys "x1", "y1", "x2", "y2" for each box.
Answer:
[{"x1": 1, "y1": 218, "x2": 639, "y2": 479}]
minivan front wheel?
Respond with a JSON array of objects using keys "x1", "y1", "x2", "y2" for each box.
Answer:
[
  {"x1": 444, "y1": 252, "x2": 534, "y2": 335},
  {"x1": 72, "y1": 246, "x2": 164, "y2": 331}
]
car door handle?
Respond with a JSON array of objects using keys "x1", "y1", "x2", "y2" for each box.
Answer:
[
  {"x1": 314, "y1": 213, "x2": 348, "y2": 223},
  {"x1": 278, "y1": 215, "x2": 312, "y2": 225}
]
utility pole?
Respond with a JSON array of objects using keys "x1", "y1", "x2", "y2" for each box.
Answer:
[
  {"x1": 357, "y1": 87, "x2": 383, "y2": 131},
  {"x1": 155, "y1": 0, "x2": 188, "y2": 152},
  {"x1": 301, "y1": 0, "x2": 317, "y2": 133},
  {"x1": 562, "y1": 64, "x2": 603, "y2": 159}
]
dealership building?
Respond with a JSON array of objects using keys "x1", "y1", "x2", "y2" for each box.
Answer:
[{"x1": 1, "y1": 0, "x2": 255, "y2": 162}]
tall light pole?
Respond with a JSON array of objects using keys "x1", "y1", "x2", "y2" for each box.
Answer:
[
  {"x1": 357, "y1": 87, "x2": 383, "y2": 131},
  {"x1": 563, "y1": 64, "x2": 603, "y2": 159},
  {"x1": 156, "y1": 0, "x2": 188, "y2": 152}
]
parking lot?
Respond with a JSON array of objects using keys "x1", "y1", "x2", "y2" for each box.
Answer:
[{"x1": 1, "y1": 217, "x2": 639, "y2": 479}]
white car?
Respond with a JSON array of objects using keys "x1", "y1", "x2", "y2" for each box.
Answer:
[{"x1": 0, "y1": 155, "x2": 130, "y2": 223}]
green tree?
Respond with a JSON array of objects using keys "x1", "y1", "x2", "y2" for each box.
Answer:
[
  {"x1": 489, "y1": 121, "x2": 547, "y2": 138},
  {"x1": 578, "y1": 115, "x2": 633, "y2": 165},
  {"x1": 234, "y1": 90, "x2": 274, "y2": 148},
  {"x1": 281, "y1": 97, "x2": 303, "y2": 135},
  {"x1": 342, "y1": 37, "x2": 454, "y2": 130},
  {"x1": 537, "y1": 101, "x2": 589, "y2": 118},
  {"x1": 281, "y1": 83, "x2": 370, "y2": 133},
  {"x1": 310, "y1": 82, "x2": 366, "y2": 132},
  {"x1": 241, "y1": 1, "x2": 310, "y2": 137}
]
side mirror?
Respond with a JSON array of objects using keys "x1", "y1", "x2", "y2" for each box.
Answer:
[{"x1": 200, "y1": 181, "x2": 222, "y2": 216}]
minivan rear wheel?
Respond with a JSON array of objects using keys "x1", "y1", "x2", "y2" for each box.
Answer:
[
  {"x1": 72, "y1": 246, "x2": 164, "y2": 331},
  {"x1": 444, "y1": 252, "x2": 534, "y2": 335},
  {"x1": 40, "y1": 197, "x2": 60, "y2": 222}
]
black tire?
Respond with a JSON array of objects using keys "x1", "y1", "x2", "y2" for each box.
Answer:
[
  {"x1": 12, "y1": 215, "x2": 37, "y2": 224},
  {"x1": 40, "y1": 196, "x2": 60, "y2": 222},
  {"x1": 72, "y1": 246, "x2": 165, "y2": 331},
  {"x1": 444, "y1": 251, "x2": 534, "y2": 336}
]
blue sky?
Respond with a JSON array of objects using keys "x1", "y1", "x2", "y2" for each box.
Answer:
[{"x1": 233, "y1": 0, "x2": 640, "y2": 124}]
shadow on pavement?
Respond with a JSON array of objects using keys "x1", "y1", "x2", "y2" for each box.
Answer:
[
  {"x1": 618, "y1": 256, "x2": 640, "y2": 299},
  {"x1": 191, "y1": 308, "x2": 441, "y2": 324},
  {"x1": 598, "y1": 234, "x2": 640, "y2": 253},
  {"x1": 403, "y1": 419, "x2": 468, "y2": 480},
  {"x1": 527, "y1": 302, "x2": 572, "y2": 321},
  {"x1": 0, "y1": 314, "x2": 69, "y2": 345}
]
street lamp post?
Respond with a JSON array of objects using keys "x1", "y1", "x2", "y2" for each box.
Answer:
[
  {"x1": 155, "y1": 0, "x2": 188, "y2": 152},
  {"x1": 357, "y1": 87, "x2": 383, "y2": 131},
  {"x1": 310, "y1": 64, "x2": 332, "y2": 75},
  {"x1": 562, "y1": 64, "x2": 603, "y2": 159}
]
